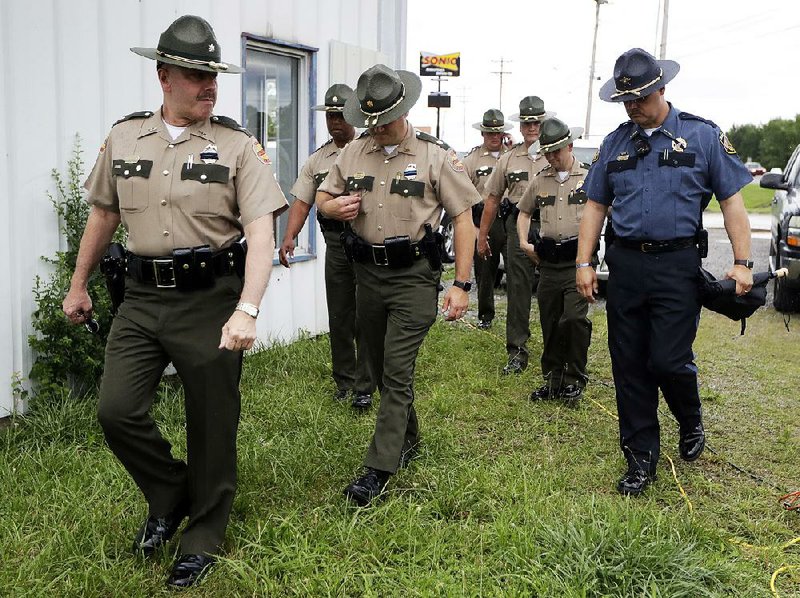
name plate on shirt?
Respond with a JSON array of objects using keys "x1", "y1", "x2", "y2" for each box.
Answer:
[
  {"x1": 658, "y1": 151, "x2": 696, "y2": 168},
  {"x1": 606, "y1": 159, "x2": 638, "y2": 173},
  {"x1": 112, "y1": 159, "x2": 153, "y2": 179},
  {"x1": 390, "y1": 179, "x2": 425, "y2": 197},
  {"x1": 345, "y1": 175, "x2": 374, "y2": 192},
  {"x1": 181, "y1": 163, "x2": 230, "y2": 184}
]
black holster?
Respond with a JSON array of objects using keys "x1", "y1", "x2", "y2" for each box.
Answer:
[
  {"x1": 99, "y1": 242, "x2": 126, "y2": 315},
  {"x1": 340, "y1": 228, "x2": 365, "y2": 264},
  {"x1": 423, "y1": 223, "x2": 443, "y2": 271}
]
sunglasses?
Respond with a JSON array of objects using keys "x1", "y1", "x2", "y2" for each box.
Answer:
[{"x1": 624, "y1": 96, "x2": 649, "y2": 105}]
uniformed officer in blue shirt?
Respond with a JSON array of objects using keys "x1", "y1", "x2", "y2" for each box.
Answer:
[{"x1": 576, "y1": 48, "x2": 754, "y2": 496}]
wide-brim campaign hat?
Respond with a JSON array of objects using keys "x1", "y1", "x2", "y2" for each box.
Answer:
[
  {"x1": 538, "y1": 118, "x2": 584, "y2": 153},
  {"x1": 313, "y1": 84, "x2": 354, "y2": 112},
  {"x1": 472, "y1": 108, "x2": 512, "y2": 132},
  {"x1": 131, "y1": 15, "x2": 244, "y2": 74},
  {"x1": 509, "y1": 96, "x2": 554, "y2": 122},
  {"x1": 343, "y1": 64, "x2": 422, "y2": 128},
  {"x1": 599, "y1": 47, "x2": 679, "y2": 103}
]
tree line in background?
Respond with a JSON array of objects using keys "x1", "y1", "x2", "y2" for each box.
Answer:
[{"x1": 727, "y1": 115, "x2": 800, "y2": 171}]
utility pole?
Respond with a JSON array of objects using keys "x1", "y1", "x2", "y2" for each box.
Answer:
[
  {"x1": 659, "y1": 0, "x2": 670, "y2": 58},
  {"x1": 490, "y1": 58, "x2": 512, "y2": 112},
  {"x1": 585, "y1": 0, "x2": 607, "y2": 139},
  {"x1": 453, "y1": 86, "x2": 470, "y2": 148}
]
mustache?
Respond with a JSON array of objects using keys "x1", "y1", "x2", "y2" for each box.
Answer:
[{"x1": 197, "y1": 93, "x2": 216, "y2": 101}]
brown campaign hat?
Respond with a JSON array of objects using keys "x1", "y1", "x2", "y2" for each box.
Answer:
[
  {"x1": 343, "y1": 64, "x2": 422, "y2": 128},
  {"x1": 472, "y1": 108, "x2": 512, "y2": 132},
  {"x1": 599, "y1": 47, "x2": 679, "y2": 103},
  {"x1": 131, "y1": 15, "x2": 244, "y2": 74},
  {"x1": 509, "y1": 96, "x2": 554, "y2": 122},
  {"x1": 312, "y1": 84, "x2": 354, "y2": 112},
  {"x1": 538, "y1": 118, "x2": 584, "y2": 153}
]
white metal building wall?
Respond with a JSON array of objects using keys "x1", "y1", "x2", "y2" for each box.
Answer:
[{"x1": 0, "y1": 0, "x2": 407, "y2": 416}]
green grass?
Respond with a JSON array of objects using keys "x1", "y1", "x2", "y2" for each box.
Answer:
[
  {"x1": 706, "y1": 183, "x2": 774, "y2": 214},
  {"x1": 2, "y1": 301, "x2": 799, "y2": 596}
]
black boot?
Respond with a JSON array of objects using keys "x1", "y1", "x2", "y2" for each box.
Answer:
[
  {"x1": 343, "y1": 467, "x2": 391, "y2": 506},
  {"x1": 166, "y1": 554, "x2": 215, "y2": 589},
  {"x1": 132, "y1": 501, "x2": 189, "y2": 557}
]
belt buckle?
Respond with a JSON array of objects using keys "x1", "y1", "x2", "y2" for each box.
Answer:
[
  {"x1": 640, "y1": 241, "x2": 656, "y2": 253},
  {"x1": 152, "y1": 258, "x2": 177, "y2": 288},
  {"x1": 371, "y1": 245, "x2": 388, "y2": 266}
]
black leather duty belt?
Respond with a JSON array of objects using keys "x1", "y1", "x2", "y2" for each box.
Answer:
[
  {"x1": 353, "y1": 241, "x2": 426, "y2": 267},
  {"x1": 126, "y1": 243, "x2": 245, "y2": 289},
  {"x1": 535, "y1": 236, "x2": 579, "y2": 263},
  {"x1": 615, "y1": 236, "x2": 697, "y2": 253}
]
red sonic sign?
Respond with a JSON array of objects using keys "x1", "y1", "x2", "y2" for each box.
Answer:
[{"x1": 419, "y1": 52, "x2": 460, "y2": 77}]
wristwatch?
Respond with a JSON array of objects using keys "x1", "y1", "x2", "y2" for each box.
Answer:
[
  {"x1": 733, "y1": 259, "x2": 754, "y2": 269},
  {"x1": 235, "y1": 302, "x2": 260, "y2": 318},
  {"x1": 453, "y1": 280, "x2": 472, "y2": 292}
]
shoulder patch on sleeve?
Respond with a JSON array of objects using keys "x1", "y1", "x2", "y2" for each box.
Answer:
[
  {"x1": 447, "y1": 149, "x2": 465, "y2": 172},
  {"x1": 112, "y1": 110, "x2": 154, "y2": 126},
  {"x1": 252, "y1": 138, "x2": 271, "y2": 165},
  {"x1": 415, "y1": 130, "x2": 451, "y2": 151},
  {"x1": 99, "y1": 137, "x2": 108, "y2": 154},
  {"x1": 211, "y1": 115, "x2": 253, "y2": 136},
  {"x1": 719, "y1": 131, "x2": 738, "y2": 155}
]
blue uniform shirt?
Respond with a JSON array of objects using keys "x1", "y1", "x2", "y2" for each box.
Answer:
[{"x1": 584, "y1": 104, "x2": 752, "y2": 240}]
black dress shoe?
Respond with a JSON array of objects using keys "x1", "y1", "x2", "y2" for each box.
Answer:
[
  {"x1": 529, "y1": 384, "x2": 557, "y2": 401},
  {"x1": 679, "y1": 423, "x2": 705, "y2": 462},
  {"x1": 166, "y1": 554, "x2": 215, "y2": 589},
  {"x1": 333, "y1": 388, "x2": 351, "y2": 402},
  {"x1": 351, "y1": 392, "x2": 373, "y2": 410},
  {"x1": 343, "y1": 467, "x2": 391, "y2": 506},
  {"x1": 616, "y1": 469, "x2": 656, "y2": 497},
  {"x1": 502, "y1": 354, "x2": 527, "y2": 375},
  {"x1": 477, "y1": 318, "x2": 492, "y2": 330},
  {"x1": 560, "y1": 384, "x2": 583, "y2": 407},
  {"x1": 132, "y1": 503, "x2": 188, "y2": 557}
]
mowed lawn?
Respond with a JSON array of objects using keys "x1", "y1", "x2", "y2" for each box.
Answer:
[
  {"x1": 706, "y1": 182, "x2": 774, "y2": 214},
  {"x1": 2, "y1": 302, "x2": 799, "y2": 596}
]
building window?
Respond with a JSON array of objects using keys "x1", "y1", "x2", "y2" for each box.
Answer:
[{"x1": 243, "y1": 37, "x2": 317, "y2": 259}]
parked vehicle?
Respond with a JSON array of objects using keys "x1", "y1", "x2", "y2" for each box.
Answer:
[
  {"x1": 745, "y1": 161, "x2": 766, "y2": 176},
  {"x1": 759, "y1": 144, "x2": 800, "y2": 311},
  {"x1": 439, "y1": 212, "x2": 455, "y2": 263}
]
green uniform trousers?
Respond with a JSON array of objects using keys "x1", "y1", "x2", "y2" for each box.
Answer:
[
  {"x1": 97, "y1": 274, "x2": 243, "y2": 556},
  {"x1": 504, "y1": 212, "x2": 537, "y2": 359},
  {"x1": 536, "y1": 262, "x2": 592, "y2": 388},
  {"x1": 354, "y1": 258, "x2": 440, "y2": 473},
  {"x1": 474, "y1": 215, "x2": 507, "y2": 323},
  {"x1": 323, "y1": 230, "x2": 373, "y2": 394}
]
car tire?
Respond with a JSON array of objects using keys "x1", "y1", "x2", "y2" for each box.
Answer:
[{"x1": 439, "y1": 214, "x2": 455, "y2": 264}]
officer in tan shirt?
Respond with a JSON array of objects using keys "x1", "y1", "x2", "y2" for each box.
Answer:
[
  {"x1": 61, "y1": 16, "x2": 287, "y2": 588},
  {"x1": 478, "y1": 96, "x2": 552, "y2": 374},
  {"x1": 279, "y1": 84, "x2": 375, "y2": 409},
  {"x1": 462, "y1": 108, "x2": 511, "y2": 330},
  {"x1": 517, "y1": 118, "x2": 592, "y2": 407},
  {"x1": 317, "y1": 64, "x2": 480, "y2": 507}
]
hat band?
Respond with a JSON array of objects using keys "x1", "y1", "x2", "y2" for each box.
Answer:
[
  {"x1": 539, "y1": 132, "x2": 571, "y2": 152},
  {"x1": 610, "y1": 69, "x2": 662, "y2": 99},
  {"x1": 156, "y1": 49, "x2": 230, "y2": 71},
  {"x1": 361, "y1": 83, "x2": 406, "y2": 126}
]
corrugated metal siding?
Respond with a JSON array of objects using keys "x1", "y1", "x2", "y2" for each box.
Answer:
[{"x1": 0, "y1": 0, "x2": 406, "y2": 415}]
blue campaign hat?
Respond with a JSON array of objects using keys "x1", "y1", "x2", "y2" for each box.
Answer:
[{"x1": 599, "y1": 48, "x2": 679, "y2": 103}]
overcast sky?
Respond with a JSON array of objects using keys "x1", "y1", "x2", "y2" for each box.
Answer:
[{"x1": 405, "y1": 0, "x2": 799, "y2": 150}]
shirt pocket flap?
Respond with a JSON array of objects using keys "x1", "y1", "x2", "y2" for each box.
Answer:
[
  {"x1": 112, "y1": 159, "x2": 153, "y2": 179},
  {"x1": 390, "y1": 179, "x2": 425, "y2": 197},
  {"x1": 181, "y1": 163, "x2": 230, "y2": 184},
  {"x1": 346, "y1": 176, "x2": 375, "y2": 192},
  {"x1": 606, "y1": 159, "x2": 637, "y2": 173}
]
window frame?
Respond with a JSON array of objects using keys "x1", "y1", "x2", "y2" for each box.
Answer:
[{"x1": 240, "y1": 33, "x2": 319, "y2": 265}]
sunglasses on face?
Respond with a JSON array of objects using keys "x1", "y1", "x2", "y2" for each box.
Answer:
[{"x1": 624, "y1": 96, "x2": 649, "y2": 105}]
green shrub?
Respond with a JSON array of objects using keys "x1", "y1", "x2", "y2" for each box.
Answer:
[{"x1": 27, "y1": 137, "x2": 123, "y2": 400}]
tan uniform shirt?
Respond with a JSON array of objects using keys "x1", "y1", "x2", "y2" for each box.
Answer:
[
  {"x1": 319, "y1": 123, "x2": 481, "y2": 244},
  {"x1": 290, "y1": 140, "x2": 342, "y2": 204},
  {"x1": 483, "y1": 142, "x2": 549, "y2": 205},
  {"x1": 518, "y1": 158, "x2": 589, "y2": 241},
  {"x1": 85, "y1": 109, "x2": 287, "y2": 256},
  {"x1": 462, "y1": 144, "x2": 509, "y2": 200}
]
